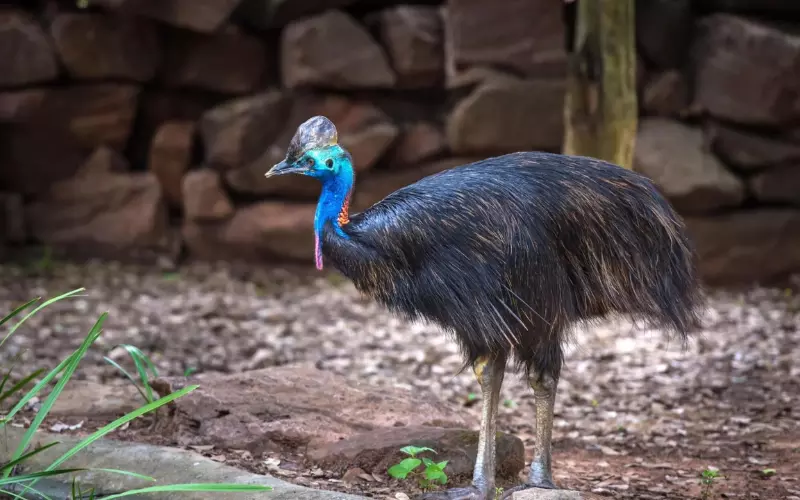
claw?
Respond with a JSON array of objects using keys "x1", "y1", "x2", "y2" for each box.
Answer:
[
  {"x1": 417, "y1": 485, "x2": 489, "y2": 500},
  {"x1": 499, "y1": 481, "x2": 558, "y2": 500}
]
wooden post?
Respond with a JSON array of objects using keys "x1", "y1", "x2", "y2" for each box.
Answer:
[{"x1": 563, "y1": 0, "x2": 637, "y2": 169}]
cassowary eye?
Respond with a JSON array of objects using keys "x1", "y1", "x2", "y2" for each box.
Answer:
[
  {"x1": 306, "y1": 157, "x2": 315, "y2": 167},
  {"x1": 325, "y1": 159, "x2": 334, "y2": 169}
]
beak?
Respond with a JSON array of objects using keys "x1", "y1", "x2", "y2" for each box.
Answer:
[{"x1": 265, "y1": 160, "x2": 306, "y2": 178}]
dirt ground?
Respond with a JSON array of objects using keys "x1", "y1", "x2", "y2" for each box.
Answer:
[{"x1": 1, "y1": 260, "x2": 798, "y2": 500}]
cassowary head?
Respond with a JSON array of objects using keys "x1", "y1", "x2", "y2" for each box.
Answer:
[{"x1": 265, "y1": 116, "x2": 353, "y2": 183}]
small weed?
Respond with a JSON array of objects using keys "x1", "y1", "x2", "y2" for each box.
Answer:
[
  {"x1": 502, "y1": 399, "x2": 516, "y2": 409},
  {"x1": 494, "y1": 486, "x2": 504, "y2": 499},
  {"x1": 162, "y1": 272, "x2": 180, "y2": 282},
  {"x1": 700, "y1": 467, "x2": 721, "y2": 500},
  {"x1": 760, "y1": 468, "x2": 776, "y2": 478},
  {"x1": 388, "y1": 446, "x2": 448, "y2": 491},
  {"x1": 463, "y1": 392, "x2": 479, "y2": 407},
  {"x1": 0, "y1": 289, "x2": 272, "y2": 498},
  {"x1": 183, "y1": 366, "x2": 198, "y2": 377},
  {"x1": 104, "y1": 344, "x2": 160, "y2": 403}
]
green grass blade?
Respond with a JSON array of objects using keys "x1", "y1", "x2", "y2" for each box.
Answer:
[
  {"x1": 42, "y1": 384, "x2": 198, "y2": 475},
  {"x1": 4, "y1": 313, "x2": 107, "y2": 479},
  {"x1": 1, "y1": 352, "x2": 73, "y2": 427},
  {"x1": 14, "y1": 384, "x2": 192, "y2": 497},
  {"x1": 0, "y1": 298, "x2": 39, "y2": 329},
  {"x1": 0, "y1": 468, "x2": 87, "y2": 486},
  {"x1": 101, "y1": 483, "x2": 273, "y2": 499},
  {"x1": 0, "y1": 288, "x2": 85, "y2": 348},
  {"x1": 102, "y1": 357, "x2": 149, "y2": 402},
  {"x1": 0, "y1": 441, "x2": 60, "y2": 473},
  {"x1": 124, "y1": 345, "x2": 159, "y2": 379},
  {"x1": 121, "y1": 345, "x2": 156, "y2": 402},
  {"x1": 89, "y1": 468, "x2": 155, "y2": 482},
  {"x1": 0, "y1": 368, "x2": 46, "y2": 405},
  {"x1": 0, "y1": 365, "x2": 13, "y2": 397},
  {"x1": 0, "y1": 484, "x2": 54, "y2": 500}
]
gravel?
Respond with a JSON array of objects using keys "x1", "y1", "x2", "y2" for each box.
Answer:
[{"x1": 1, "y1": 259, "x2": 799, "y2": 498}]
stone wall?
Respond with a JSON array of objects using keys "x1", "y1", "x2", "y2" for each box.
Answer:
[{"x1": 1, "y1": 0, "x2": 799, "y2": 286}]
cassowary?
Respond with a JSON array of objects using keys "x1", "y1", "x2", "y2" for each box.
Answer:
[{"x1": 265, "y1": 116, "x2": 701, "y2": 500}]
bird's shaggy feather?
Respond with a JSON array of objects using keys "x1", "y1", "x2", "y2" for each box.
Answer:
[{"x1": 322, "y1": 152, "x2": 702, "y2": 379}]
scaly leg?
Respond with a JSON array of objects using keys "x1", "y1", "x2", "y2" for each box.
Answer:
[
  {"x1": 501, "y1": 371, "x2": 559, "y2": 499},
  {"x1": 419, "y1": 355, "x2": 506, "y2": 500}
]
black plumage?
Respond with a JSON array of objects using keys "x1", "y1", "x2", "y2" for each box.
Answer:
[{"x1": 323, "y1": 151, "x2": 701, "y2": 382}]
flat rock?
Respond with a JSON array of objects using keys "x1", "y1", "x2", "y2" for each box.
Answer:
[
  {"x1": 749, "y1": 165, "x2": 800, "y2": 206},
  {"x1": 149, "y1": 120, "x2": 196, "y2": 207},
  {"x1": 0, "y1": 85, "x2": 139, "y2": 194},
  {"x1": 183, "y1": 201, "x2": 316, "y2": 262},
  {"x1": 386, "y1": 121, "x2": 448, "y2": 168},
  {"x1": 512, "y1": 489, "x2": 598, "y2": 500},
  {"x1": 182, "y1": 168, "x2": 234, "y2": 222},
  {"x1": 642, "y1": 70, "x2": 689, "y2": 118},
  {"x1": 50, "y1": 13, "x2": 160, "y2": 82},
  {"x1": 0, "y1": 426, "x2": 366, "y2": 500},
  {"x1": 237, "y1": 93, "x2": 399, "y2": 196},
  {"x1": 77, "y1": 146, "x2": 129, "y2": 177},
  {"x1": 686, "y1": 209, "x2": 800, "y2": 285},
  {"x1": 162, "y1": 25, "x2": 268, "y2": 94},
  {"x1": 226, "y1": 166, "x2": 321, "y2": 199},
  {"x1": 2, "y1": 84, "x2": 140, "y2": 150},
  {"x1": 150, "y1": 366, "x2": 470, "y2": 455},
  {"x1": 308, "y1": 425, "x2": 524, "y2": 481},
  {"x1": 693, "y1": 14, "x2": 800, "y2": 125},
  {"x1": 446, "y1": 0, "x2": 565, "y2": 77},
  {"x1": 234, "y1": 0, "x2": 357, "y2": 29},
  {"x1": 200, "y1": 90, "x2": 290, "y2": 171},
  {"x1": 281, "y1": 10, "x2": 396, "y2": 89},
  {"x1": 129, "y1": 89, "x2": 224, "y2": 169},
  {"x1": 50, "y1": 381, "x2": 143, "y2": 418},
  {"x1": 708, "y1": 123, "x2": 800, "y2": 171},
  {"x1": 100, "y1": 0, "x2": 242, "y2": 33},
  {"x1": 635, "y1": 0, "x2": 692, "y2": 69},
  {"x1": 377, "y1": 6, "x2": 444, "y2": 88},
  {"x1": 25, "y1": 172, "x2": 170, "y2": 257},
  {"x1": 446, "y1": 77, "x2": 564, "y2": 154},
  {"x1": 696, "y1": 0, "x2": 800, "y2": 14},
  {"x1": 0, "y1": 192, "x2": 25, "y2": 244},
  {"x1": 633, "y1": 118, "x2": 745, "y2": 213},
  {"x1": 0, "y1": 9, "x2": 58, "y2": 87}
]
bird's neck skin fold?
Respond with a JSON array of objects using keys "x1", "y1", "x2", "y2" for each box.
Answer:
[{"x1": 314, "y1": 164, "x2": 354, "y2": 270}]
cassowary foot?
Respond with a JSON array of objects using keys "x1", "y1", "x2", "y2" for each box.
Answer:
[
  {"x1": 499, "y1": 480, "x2": 558, "y2": 500},
  {"x1": 417, "y1": 485, "x2": 490, "y2": 500}
]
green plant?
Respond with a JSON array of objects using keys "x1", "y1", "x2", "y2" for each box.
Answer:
[
  {"x1": 699, "y1": 467, "x2": 721, "y2": 500},
  {"x1": 387, "y1": 446, "x2": 448, "y2": 491},
  {"x1": 761, "y1": 468, "x2": 776, "y2": 478},
  {"x1": 0, "y1": 288, "x2": 272, "y2": 498},
  {"x1": 104, "y1": 344, "x2": 160, "y2": 403}
]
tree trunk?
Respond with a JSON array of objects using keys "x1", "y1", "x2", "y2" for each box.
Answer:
[{"x1": 563, "y1": 0, "x2": 637, "y2": 169}]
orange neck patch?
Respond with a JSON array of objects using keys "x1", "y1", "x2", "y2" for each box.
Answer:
[{"x1": 337, "y1": 193, "x2": 351, "y2": 226}]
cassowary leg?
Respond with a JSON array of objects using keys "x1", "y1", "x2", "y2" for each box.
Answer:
[
  {"x1": 500, "y1": 371, "x2": 559, "y2": 499},
  {"x1": 419, "y1": 355, "x2": 505, "y2": 500},
  {"x1": 527, "y1": 371, "x2": 558, "y2": 488}
]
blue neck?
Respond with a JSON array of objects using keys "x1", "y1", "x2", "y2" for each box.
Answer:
[{"x1": 314, "y1": 166, "x2": 354, "y2": 269}]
